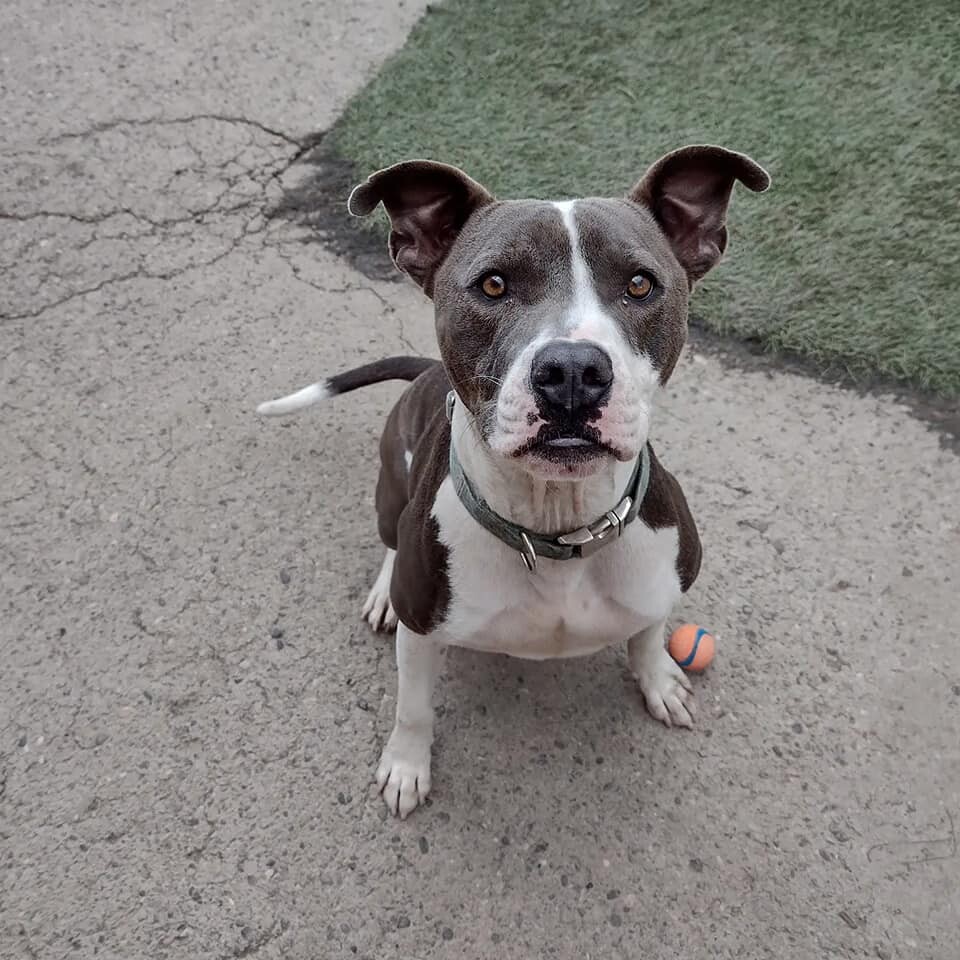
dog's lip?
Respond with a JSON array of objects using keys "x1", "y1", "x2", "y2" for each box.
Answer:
[
  {"x1": 509, "y1": 423, "x2": 624, "y2": 461},
  {"x1": 514, "y1": 435, "x2": 619, "y2": 462}
]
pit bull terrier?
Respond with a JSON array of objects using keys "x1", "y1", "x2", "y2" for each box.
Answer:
[{"x1": 257, "y1": 145, "x2": 769, "y2": 817}]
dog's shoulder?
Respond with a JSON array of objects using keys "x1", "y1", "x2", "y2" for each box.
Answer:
[
  {"x1": 639, "y1": 445, "x2": 701, "y2": 592},
  {"x1": 394, "y1": 362, "x2": 451, "y2": 449},
  {"x1": 380, "y1": 364, "x2": 453, "y2": 635},
  {"x1": 375, "y1": 361, "x2": 448, "y2": 547}
]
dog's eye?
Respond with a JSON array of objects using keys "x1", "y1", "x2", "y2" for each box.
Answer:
[
  {"x1": 626, "y1": 274, "x2": 654, "y2": 301},
  {"x1": 480, "y1": 273, "x2": 507, "y2": 299}
]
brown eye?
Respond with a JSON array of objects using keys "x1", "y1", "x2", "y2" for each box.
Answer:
[
  {"x1": 481, "y1": 273, "x2": 507, "y2": 299},
  {"x1": 626, "y1": 274, "x2": 654, "y2": 300}
]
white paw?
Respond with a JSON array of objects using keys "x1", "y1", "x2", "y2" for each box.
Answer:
[
  {"x1": 376, "y1": 725, "x2": 432, "y2": 819},
  {"x1": 362, "y1": 549, "x2": 398, "y2": 632},
  {"x1": 633, "y1": 647, "x2": 696, "y2": 728},
  {"x1": 362, "y1": 583, "x2": 397, "y2": 632}
]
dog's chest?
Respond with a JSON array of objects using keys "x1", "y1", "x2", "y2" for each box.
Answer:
[{"x1": 432, "y1": 478, "x2": 682, "y2": 658}]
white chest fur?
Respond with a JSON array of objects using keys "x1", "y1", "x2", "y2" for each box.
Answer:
[{"x1": 431, "y1": 476, "x2": 682, "y2": 659}]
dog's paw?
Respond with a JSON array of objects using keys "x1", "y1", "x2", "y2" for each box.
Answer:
[
  {"x1": 362, "y1": 549, "x2": 398, "y2": 632},
  {"x1": 362, "y1": 582, "x2": 397, "y2": 632},
  {"x1": 633, "y1": 647, "x2": 696, "y2": 729},
  {"x1": 376, "y1": 725, "x2": 432, "y2": 819}
]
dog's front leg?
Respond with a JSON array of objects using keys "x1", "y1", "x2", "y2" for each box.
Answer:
[
  {"x1": 629, "y1": 619, "x2": 696, "y2": 729},
  {"x1": 376, "y1": 622, "x2": 445, "y2": 818}
]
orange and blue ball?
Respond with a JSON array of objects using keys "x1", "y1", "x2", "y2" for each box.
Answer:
[{"x1": 668, "y1": 624, "x2": 715, "y2": 672}]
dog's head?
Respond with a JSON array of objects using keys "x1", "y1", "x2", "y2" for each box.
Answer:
[{"x1": 349, "y1": 146, "x2": 769, "y2": 480}]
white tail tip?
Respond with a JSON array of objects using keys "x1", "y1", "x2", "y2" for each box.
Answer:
[{"x1": 256, "y1": 381, "x2": 330, "y2": 417}]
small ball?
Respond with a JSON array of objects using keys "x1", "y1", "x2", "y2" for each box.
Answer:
[{"x1": 668, "y1": 624, "x2": 715, "y2": 672}]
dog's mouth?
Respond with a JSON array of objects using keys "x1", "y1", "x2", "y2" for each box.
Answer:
[{"x1": 512, "y1": 425, "x2": 618, "y2": 464}]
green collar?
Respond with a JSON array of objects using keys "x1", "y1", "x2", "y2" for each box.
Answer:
[{"x1": 446, "y1": 393, "x2": 651, "y2": 572}]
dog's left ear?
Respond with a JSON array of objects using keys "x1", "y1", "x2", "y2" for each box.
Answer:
[
  {"x1": 348, "y1": 159, "x2": 494, "y2": 297},
  {"x1": 629, "y1": 145, "x2": 770, "y2": 283}
]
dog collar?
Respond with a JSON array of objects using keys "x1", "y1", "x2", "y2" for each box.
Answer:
[{"x1": 445, "y1": 391, "x2": 651, "y2": 572}]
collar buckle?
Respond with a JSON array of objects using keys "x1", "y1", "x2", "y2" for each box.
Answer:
[{"x1": 556, "y1": 495, "x2": 633, "y2": 557}]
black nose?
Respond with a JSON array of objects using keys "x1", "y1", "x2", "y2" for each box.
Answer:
[{"x1": 531, "y1": 340, "x2": 614, "y2": 415}]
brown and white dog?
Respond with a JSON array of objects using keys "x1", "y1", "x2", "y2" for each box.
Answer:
[{"x1": 258, "y1": 146, "x2": 769, "y2": 817}]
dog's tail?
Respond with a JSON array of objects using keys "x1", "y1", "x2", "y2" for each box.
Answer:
[{"x1": 256, "y1": 356, "x2": 438, "y2": 417}]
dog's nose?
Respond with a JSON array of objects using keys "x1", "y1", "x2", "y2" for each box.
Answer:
[{"x1": 531, "y1": 340, "x2": 614, "y2": 414}]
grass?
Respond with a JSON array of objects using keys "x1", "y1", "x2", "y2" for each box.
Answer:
[{"x1": 331, "y1": 0, "x2": 960, "y2": 396}]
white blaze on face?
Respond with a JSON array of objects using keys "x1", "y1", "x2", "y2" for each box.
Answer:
[
  {"x1": 552, "y1": 200, "x2": 606, "y2": 338},
  {"x1": 552, "y1": 200, "x2": 658, "y2": 460},
  {"x1": 489, "y1": 200, "x2": 658, "y2": 463}
]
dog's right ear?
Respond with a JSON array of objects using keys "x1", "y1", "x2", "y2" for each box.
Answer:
[{"x1": 348, "y1": 160, "x2": 494, "y2": 297}]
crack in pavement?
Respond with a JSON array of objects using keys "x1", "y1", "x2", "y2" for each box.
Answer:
[
  {"x1": 268, "y1": 242, "x2": 422, "y2": 353},
  {"x1": 2, "y1": 137, "x2": 303, "y2": 229},
  {"x1": 2, "y1": 115, "x2": 327, "y2": 321},
  {"x1": 3, "y1": 233, "x2": 258, "y2": 322},
  {"x1": 39, "y1": 113, "x2": 302, "y2": 148}
]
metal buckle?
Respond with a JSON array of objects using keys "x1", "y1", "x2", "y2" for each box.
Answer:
[
  {"x1": 518, "y1": 531, "x2": 537, "y2": 572},
  {"x1": 557, "y1": 495, "x2": 632, "y2": 557}
]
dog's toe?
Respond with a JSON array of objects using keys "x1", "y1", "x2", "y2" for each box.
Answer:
[{"x1": 634, "y1": 650, "x2": 696, "y2": 729}]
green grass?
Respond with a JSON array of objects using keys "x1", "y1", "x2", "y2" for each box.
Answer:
[{"x1": 332, "y1": 0, "x2": 960, "y2": 396}]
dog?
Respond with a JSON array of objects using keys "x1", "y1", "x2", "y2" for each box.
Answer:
[{"x1": 258, "y1": 145, "x2": 769, "y2": 817}]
